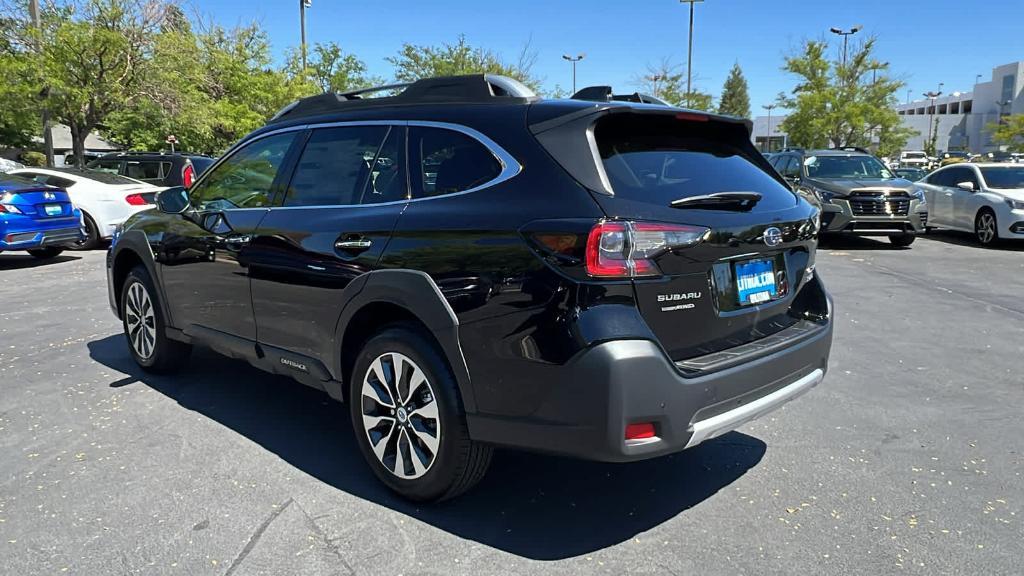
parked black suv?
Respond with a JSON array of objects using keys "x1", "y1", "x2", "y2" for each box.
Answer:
[
  {"x1": 769, "y1": 148, "x2": 927, "y2": 246},
  {"x1": 106, "y1": 75, "x2": 833, "y2": 501},
  {"x1": 88, "y1": 152, "x2": 215, "y2": 188}
]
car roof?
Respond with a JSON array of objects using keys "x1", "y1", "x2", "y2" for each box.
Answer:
[{"x1": 14, "y1": 167, "x2": 148, "y2": 185}]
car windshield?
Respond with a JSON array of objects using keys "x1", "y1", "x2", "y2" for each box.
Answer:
[
  {"x1": 980, "y1": 167, "x2": 1024, "y2": 189},
  {"x1": 904, "y1": 152, "x2": 926, "y2": 159},
  {"x1": 804, "y1": 155, "x2": 894, "y2": 179}
]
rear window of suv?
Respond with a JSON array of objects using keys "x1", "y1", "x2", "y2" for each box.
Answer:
[{"x1": 594, "y1": 114, "x2": 796, "y2": 210}]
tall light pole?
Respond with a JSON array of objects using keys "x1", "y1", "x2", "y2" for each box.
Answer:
[
  {"x1": 870, "y1": 61, "x2": 888, "y2": 84},
  {"x1": 923, "y1": 89, "x2": 942, "y2": 154},
  {"x1": 762, "y1": 104, "x2": 777, "y2": 153},
  {"x1": 829, "y1": 25, "x2": 862, "y2": 67},
  {"x1": 679, "y1": 0, "x2": 703, "y2": 108},
  {"x1": 299, "y1": 0, "x2": 311, "y2": 71},
  {"x1": 562, "y1": 54, "x2": 585, "y2": 94},
  {"x1": 906, "y1": 89, "x2": 912, "y2": 105}
]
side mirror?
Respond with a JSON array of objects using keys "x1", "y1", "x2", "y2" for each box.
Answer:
[
  {"x1": 956, "y1": 182, "x2": 975, "y2": 192},
  {"x1": 156, "y1": 186, "x2": 190, "y2": 214}
]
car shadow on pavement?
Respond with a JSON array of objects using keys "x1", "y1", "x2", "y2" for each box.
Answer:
[
  {"x1": 88, "y1": 335, "x2": 766, "y2": 561},
  {"x1": 0, "y1": 253, "x2": 81, "y2": 269},
  {"x1": 918, "y1": 230, "x2": 1024, "y2": 251}
]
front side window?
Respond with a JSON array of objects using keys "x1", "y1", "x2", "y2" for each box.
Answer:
[
  {"x1": 980, "y1": 167, "x2": 1024, "y2": 189},
  {"x1": 803, "y1": 155, "x2": 894, "y2": 179},
  {"x1": 190, "y1": 132, "x2": 297, "y2": 211},
  {"x1": 282, "y1": 126, "x2": 389, "y2": 207},
  {"x1": 411, "y1": 127, "x2": 502, "y2": 198}
]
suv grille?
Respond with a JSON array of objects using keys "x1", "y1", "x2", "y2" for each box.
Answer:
[{"x1": 849, "y1": 190, "x2": 910, "y2": 217}]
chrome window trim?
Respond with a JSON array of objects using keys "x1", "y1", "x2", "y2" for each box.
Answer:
[{"x1": 190, "y1": 120, "x2": 522, "y2": 211}]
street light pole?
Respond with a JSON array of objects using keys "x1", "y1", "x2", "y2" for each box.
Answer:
[
  {"x1": 762, "y1": 104, "x2": 777, "y2": 153},
  {"x1": 906, "y1": 89, "x2": 912, "y2": 105},
  {"x1": 645, "y1": 74, "x2": 666, "y2": 100},
  {"x1": 562, "y1": 54, "x2": 585, "y2": 94},
  {"x1": 923, "y1": 89, "x2": 942, "y2": 154},
  {"x1": 829, "y1": 25, "x2": 862, "y2": 68},
  {"x1": 28, "y1": 0, "x2": 54, "y2": 167},
  {"x1": 679, "y1": 0, "x2": 703, "y2": 108},
  {"x1": 299, "y1": 0, "x2": 311, "y2": 72}
]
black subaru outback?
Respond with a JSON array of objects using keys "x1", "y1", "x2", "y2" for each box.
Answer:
[{"x1": 106, "y1": 75, "x2": 833, "y2": 501}]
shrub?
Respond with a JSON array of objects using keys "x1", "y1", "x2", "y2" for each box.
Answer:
[{"x1": 20, "y1": 151, "x2": 46, "y2": 167}]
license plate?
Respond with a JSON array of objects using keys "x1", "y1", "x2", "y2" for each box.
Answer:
[
  {"x1": 43, "y1": 204, "x2": 62, "y2": 216},
  {"x1": 735, "y1": 258, "x2": 777, "y2": 305}
]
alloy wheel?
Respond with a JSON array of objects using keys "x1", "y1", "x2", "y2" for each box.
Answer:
[
  {"x1": 360, "y1": 352, "x2": 441, "y2": 479},
  {"x1": 977, "y1": 212, "x2": 996, "y2": 244},
  {"x1": 124, "y1": 282, "x2": 157, "y2": 359}
]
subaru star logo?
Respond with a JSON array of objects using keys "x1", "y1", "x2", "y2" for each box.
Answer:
[{"x1": 763, "y1": 227, "x2": 783, "y2": 247}]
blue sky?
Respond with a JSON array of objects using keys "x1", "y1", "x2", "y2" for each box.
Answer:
[{"x1": 199, "y1": 0, "x2": 1024, "y2": 114}]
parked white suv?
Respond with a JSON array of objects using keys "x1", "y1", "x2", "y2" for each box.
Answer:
[{"x1": 899, "y1": 151, "x2": 930, "y2": 169}]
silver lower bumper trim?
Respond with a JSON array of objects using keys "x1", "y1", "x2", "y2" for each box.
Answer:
[{"x1": 684, "y1": 368, "x2": 824, "y2": 448}]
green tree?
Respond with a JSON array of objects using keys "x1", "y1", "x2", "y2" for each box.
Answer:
[
  {"x1": 777, "y1": 36, "x2": 914, "y2": 157},
  {"x1": 286, "y1": 41, "x2": 379, "y2": 94},
  {"x1": 387, "y1": 35, "x2": 541, "y2": 92},
  {"x1": 635, "y1": 60, "x2": 713, "y2": 111},
  {"x1": 717, "y1": 62, "x2": 750, "y2": 118},
  {"x1": 987, "y1": 114, "x2": 1024, "y2": 152}
]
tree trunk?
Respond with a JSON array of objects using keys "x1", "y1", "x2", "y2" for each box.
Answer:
[{"x1": 69, "y1": 123, "x2": 88, "y2": 168}]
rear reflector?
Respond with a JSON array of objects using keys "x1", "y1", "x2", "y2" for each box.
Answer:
[
  {"x1": 586, "y1": 220, "x2": 709, "y2": 278},
  {"x1": 625, "y1": 423, "x2": 656, "y2": 440},
  {"x1": 125, "y1": 194, "x2": 148, "y2": 206}
]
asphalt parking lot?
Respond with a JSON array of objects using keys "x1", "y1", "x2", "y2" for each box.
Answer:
[{"x1": 1, "y1": 231, "x2": 1021, "y2": 575}]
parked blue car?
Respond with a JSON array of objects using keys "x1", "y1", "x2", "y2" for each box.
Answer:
[{"x1": 0, "y1": 174, "x2": 83, "y2": 259}]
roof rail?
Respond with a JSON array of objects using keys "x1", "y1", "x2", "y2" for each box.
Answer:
[
  {"x1": 268, "y1": 74, "x2": 538, "y2": 124},
  {"x1": 832, "y1": 146, "x2": 873, "y2": 154},
  {"x1": 570, "y1": 85, "x2": 670, "y2": 106}
]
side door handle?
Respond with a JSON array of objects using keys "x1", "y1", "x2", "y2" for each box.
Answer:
[
  {"x1": 335, "y1": 235, "x2": 372, "y2": 254},
  {"x1": 224, "y1": 234, "x2": 252, "y2": 252}
]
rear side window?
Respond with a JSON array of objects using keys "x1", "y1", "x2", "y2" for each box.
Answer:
[
  {"x1": 124, "y1": 161, "x2": 170, "y2": 181},
  {"x1": 45, "y1": 175, "x2": 75, "y2": 188},
  {"x1": 594, "y1": 115, "x2": 795, "y2": 209},
  {"x1": 89, "y1": 159, "x2": 122, "y2": 174},
  {"x1": 410, "y1": 127, "x2": 501, "y2": 198},
  {"x1": 282, "y1": 125, "x2": 389, "y2": 206}
]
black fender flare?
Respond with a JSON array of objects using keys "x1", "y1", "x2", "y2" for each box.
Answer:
[
  {"x1": 109, "y1": 230, "x2": 175, "y2": 328},
  {"x1": 333, "y1": 269, "x2": 476, "y2": 413}
]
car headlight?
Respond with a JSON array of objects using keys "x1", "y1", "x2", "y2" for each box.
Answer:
[
  {"x1": 910, "y1": 188, "x2": 926, "y2": 201},
  {"x1": 1005, "y1": 198, "x2": 1024, "y2": 210},
  {"x1": 813, "y1": 188, "x2": 835, "y2": 203}
]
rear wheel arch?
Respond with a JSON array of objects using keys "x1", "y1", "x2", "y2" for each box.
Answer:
[{"x1": 335, "y1": 270, "x2": 475, "y2": 412}]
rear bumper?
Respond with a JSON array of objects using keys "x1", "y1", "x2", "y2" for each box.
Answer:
[
  {"x1": 467, "y1": 308, "x2": 833, "y2": 462},
  {"x1": 0, "y1": 226, "x2": 82, "y2": 250}
]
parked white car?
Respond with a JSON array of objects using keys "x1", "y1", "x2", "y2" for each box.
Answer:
[
  {"x1": 9, "y1": 167, "x2": 163, "y2": 249},
  {"x1": 916, "y1": 163, "x2": 1024, "y2": 245},
  {"x1": 899, "y1": 150, "x2": 930, "y2": 169}
]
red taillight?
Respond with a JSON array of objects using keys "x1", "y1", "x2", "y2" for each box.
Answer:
[
  {"x1": 625, "y1": 423, "x2": 656, "y2": 440},
  {"x1": 676, "y1": 112, "x2": 709, "y2": 122},
  {"x1": 182, "y1": 164, "x2": 195, "y2": 188},
  {"x1": 585, "y1": 220, "x2": 709, "y2": 278},
  {"x1": 125, "y1": 194, "x2": 148, "y2": 206}
]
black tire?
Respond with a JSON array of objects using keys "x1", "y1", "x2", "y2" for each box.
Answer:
[
  {"x1": 27, "y1": 247, "x2": 63, "y2": 259},
  {"x1": 69, "y1": 213, "x2": 100, "y2": 251},
  {"x1": 120, "y1": 265, "x2": 191, "y2": 373},
  {"x1": 889, "y1": 232, "x2": 916, "y2": 247},
  {"x1": 349, "y1": 324, "x2": 491, "y2": 502},
  {"x1": 975, "y1": 209, "x2": 999, "y2": 246}
]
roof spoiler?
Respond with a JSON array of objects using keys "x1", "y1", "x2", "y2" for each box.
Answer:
[{"x1": 570, "y1": 85, "x2": 670, "y2": 106}]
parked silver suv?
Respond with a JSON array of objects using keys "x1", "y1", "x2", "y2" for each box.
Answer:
[{"x1": 770, "y1": 148, "x2": 928, "y2": 246}]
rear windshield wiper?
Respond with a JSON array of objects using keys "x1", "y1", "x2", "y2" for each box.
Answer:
[{"x1": 670, "y1": 191, "x2": 762, "y2": 211}]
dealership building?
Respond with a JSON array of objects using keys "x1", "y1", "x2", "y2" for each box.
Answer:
[{"x1": 750, "y1": 60, "x2": 1023, "y2": 154}]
